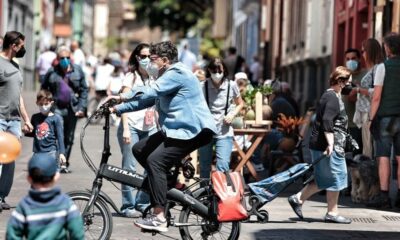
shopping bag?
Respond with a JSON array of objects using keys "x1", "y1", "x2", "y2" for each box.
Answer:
[{"x1": 211, "y1": 171, "x2": 248, "y2": 222}]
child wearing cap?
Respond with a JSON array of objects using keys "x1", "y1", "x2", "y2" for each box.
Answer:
[
  {"x1": 6, "y1": 153, "x2": 84, "y2": 239},
  {"x1": 24, "y1": 90, "x2": 67, "y2": 173}
]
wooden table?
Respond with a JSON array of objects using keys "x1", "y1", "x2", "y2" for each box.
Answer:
[{"x1": 233, "y1": 128, "x2": 270, "y2": 181}]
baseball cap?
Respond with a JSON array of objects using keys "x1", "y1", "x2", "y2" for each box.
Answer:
[
  {"x1": 235, "y1": 72, "x2": 248, "y2": 80},
  {"x1": 28, "y1": 153, "x2": 58, "y2": 178}
]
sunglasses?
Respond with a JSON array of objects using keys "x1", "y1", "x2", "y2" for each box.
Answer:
[
  {"x1": 138, "y1": 54, "x2": 151, "y2": 60},
  {"x1": 60, "y1": 56, "x2": 70, "y2": 60}
]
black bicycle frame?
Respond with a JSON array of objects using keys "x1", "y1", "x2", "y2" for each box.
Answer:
[{"x1": 83, "y1": 106, "x2": 209, "y2": 218}]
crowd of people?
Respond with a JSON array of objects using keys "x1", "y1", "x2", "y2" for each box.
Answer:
[{"x1": 0, "y1": 29, "x2": 400, "y2": 237}]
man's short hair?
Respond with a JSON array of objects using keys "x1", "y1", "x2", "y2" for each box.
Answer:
[
  {"x1": 345, "y1": 48, "x2": 361, "y2": 58},
  {"x1": 150, "y1": 41, "x2": 178, "y2": 63},
  {"x1": 383, "y1": 32, "x2": 400, "y2": 56},
  {"x1": 228, "y1": 47, "x2": 237, "y2": 54},
  {"x1": 36, "y1": 89, "x2": 53, "y2": 102},
  {"x1": 2, "y1": 31, "x2": 25, "y2": 50}
]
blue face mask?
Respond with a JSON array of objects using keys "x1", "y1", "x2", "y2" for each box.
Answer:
[
  {"x1": 60, "y1": 58, "x2": 70, "y2": 69},
  {"x1": 139, "y1": 57, "x2": 150, "y2": 70},
  {"x1": 346, "y1": 60, "x2": 358, "y2": 72}
]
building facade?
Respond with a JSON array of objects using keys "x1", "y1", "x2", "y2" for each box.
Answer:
[
  {"x1": 1, "y1": 0, "x2": 36, "y2": 90},
  {"x1": 279, "y1": 0, "x2": 334, "y2": 113}
]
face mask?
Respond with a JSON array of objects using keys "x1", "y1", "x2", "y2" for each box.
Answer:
[
  {"x1": 146, "y1": 62, "x2": 160, "y2": 79},
  {"x1": 59, "y1": 58, "x2": 70, "y2": 69},
  {"x1": 39, "y1": 104, "x2": 52, "y2": 114},
  {"x1": 341, "y1": 84, "x2": 353, "y2": 95},
  {"x1": 139, "y1": 57, "x2": 150, "y2": 70},
  {"x1": 15, "y1": 46, "x2": 26, "y2": 58},
  {"x1": 346, "y1": 60, "x2": 358, "y2": 72},
  {"x1": 211, "y1": 73, "x2": 224, "y2": 83}
]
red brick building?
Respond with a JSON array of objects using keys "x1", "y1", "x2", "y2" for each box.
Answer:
[{"x1": 332, "y1": 0, "x2": 373, "y2": 68}]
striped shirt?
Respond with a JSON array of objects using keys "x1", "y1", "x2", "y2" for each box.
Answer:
[{"x1": 6, "y1": 187, "x2": 84, "y2": 240}]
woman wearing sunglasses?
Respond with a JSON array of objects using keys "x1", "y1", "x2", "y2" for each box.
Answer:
[{"x1": 117, "y1": 43, "x2": 156, "y2": 218}]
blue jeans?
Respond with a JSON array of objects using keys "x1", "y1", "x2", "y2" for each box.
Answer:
[
  {"x1": 55, "y1": 107, "x2": 78, "y2": 165},
  {"x1": 117, "y1": 124, "x2": 156, "y2": 212},
  {"x1": 199, "y1": 136, "x2": 233, "y2": 178},
  {"x1": 0, "y1": 119, "x2": 21, "y2": 199}
]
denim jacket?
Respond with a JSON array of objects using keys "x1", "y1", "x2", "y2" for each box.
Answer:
[
  {"x1": 42, "y1": 64, "x2": 88, "y2": 112},
  {"x1": 116, "y1": 62, "x2": 217, "y2": 140}
]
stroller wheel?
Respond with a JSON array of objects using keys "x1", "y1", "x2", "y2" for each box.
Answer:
[{"x1": 257, "y1": 210, "x2": 269, "y2": 223}]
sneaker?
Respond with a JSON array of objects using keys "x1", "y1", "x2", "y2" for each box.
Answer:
[
  {"x1": 1, "y1": 199, "x2": 11, "y2": 210},
  {"x1": 288, "y1": 194, "x2": 303, "y2": 219},
  {"x1": 60, "y1": 166, "x2": 71, "y2": 174},
  {"x1": 134, "y1": 214, "x2": 168, "y2": 232},
  {"x1": 324, "y1": 213, "x2": 352, "y2": 224},
  {"x1": 122, "y1": 208, "x2": 142, "y2": 218},
  {"x1": 366, "y1": 193, "x2": 391, "y2": 209}
]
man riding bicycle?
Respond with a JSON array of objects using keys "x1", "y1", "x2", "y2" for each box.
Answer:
[{"x1": 109, "y1": 41, "x2": 217, "y2": 232}]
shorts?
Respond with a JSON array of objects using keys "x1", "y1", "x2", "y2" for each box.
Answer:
[{"x1": 374, "y1": 116, "x2": 400, "y2": 157}]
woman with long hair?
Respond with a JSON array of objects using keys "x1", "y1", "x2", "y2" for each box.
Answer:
[
  {"x1": 353, "y1": 38, "x2": 384, "y2": 158},
  {"x1": 117, "y1": 43, "x2": 156, "y2": 217}
]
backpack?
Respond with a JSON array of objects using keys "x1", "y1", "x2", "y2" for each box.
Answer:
[{"x1": 211, "y1": 171, "x2": 248, "y2": 222}]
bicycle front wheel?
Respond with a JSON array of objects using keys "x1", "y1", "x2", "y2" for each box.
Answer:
[
  {"x1": 178, "y1": 191, "x2": 241, "y2": 240},
  {"x1": 68, "y1": 191, "x2": 113, "y2": 240}
]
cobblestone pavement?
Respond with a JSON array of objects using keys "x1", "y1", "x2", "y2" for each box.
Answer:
[{"x1": 0, "y1": 91, "x2": 400, "y2": 240}]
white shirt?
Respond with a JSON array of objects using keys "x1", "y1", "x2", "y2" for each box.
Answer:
[
  {"x1": 94, "y1": 64, "x2": 114, "y2": 91},
  {"x1": 123, "y1": 72, "x2": 156, "y2": 131},
  {"x1": 36, "y1": 51, "x2": 57, "y2": 75},
  {"x1": 374, "y1": 63, "x2": 386, "y2": 86},
  {"x1": 73, "y1": 48, "x2": 86, "y2": 67}
]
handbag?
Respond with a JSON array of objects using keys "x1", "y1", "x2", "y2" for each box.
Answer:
[{"x1": 211, "y1": 171, "x2": 248, "y2": 222}]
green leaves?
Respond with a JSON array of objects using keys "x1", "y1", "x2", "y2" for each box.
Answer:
[
  {"x1": 243, "y1": 86, "x2": 273, "y2": 107},
  {"x1": 132, "y1": 0, "x2": 213, "y2": 34}
]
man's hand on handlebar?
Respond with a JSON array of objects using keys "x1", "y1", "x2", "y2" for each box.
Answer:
[{"x1": 103, "y1": 95, "x2": 122, "y2": 113}]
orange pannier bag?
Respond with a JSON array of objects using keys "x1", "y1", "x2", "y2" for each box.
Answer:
[{"x1": 211, "y1": 171, "x2": 248, "y2": 222}]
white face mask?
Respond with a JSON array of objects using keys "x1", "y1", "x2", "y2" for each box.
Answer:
[
  {"x1": 146, "y1": 62, "x2": 160, "y2": 79},
  {"x1": 211, "y1": 73, "x2": 224, "y2": 83},
  {"x1": 39, "y1": 104, "x2": 52, "y2": 114}
]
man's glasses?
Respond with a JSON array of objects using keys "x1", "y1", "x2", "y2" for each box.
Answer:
[
  {"x1": 60, "y1": 57, "x2": 70, "y2": 60},
  {"x1": 138, "y1": 54, "x2": 151, "y2": 60}
]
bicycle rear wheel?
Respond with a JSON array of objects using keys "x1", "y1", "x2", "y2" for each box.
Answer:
[
  {"x1": 68, "y1": 191, "x2": 113, "y2": 240},
  {"x1": 178, "y1": 192, "x2": 241, "y2": 240}
]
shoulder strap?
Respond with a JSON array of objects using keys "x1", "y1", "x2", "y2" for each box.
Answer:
[
  {"x1": 205, "y1": 79, "x2": 230, "y2": 115},
  {"x1": 205, "y1": 80, "x2": 209, "y2": 107},
  {"x1": 225, "y1": 171, "x2": 236, "y2": 192},
  {"x1": 370, "y1": 65, "x2": 376, "y2": 88},
  {"x1": 225, "y1": 80, "x2": 230, "y2": 116}
]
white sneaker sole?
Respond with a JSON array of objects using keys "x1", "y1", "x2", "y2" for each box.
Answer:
[{"x1": 134, "y1": 222, "x2": 168, "y2": 232}]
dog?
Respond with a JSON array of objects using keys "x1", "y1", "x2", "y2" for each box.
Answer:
[{"x1": 348, "y1": 154, "x2": 380, "y2": 204}]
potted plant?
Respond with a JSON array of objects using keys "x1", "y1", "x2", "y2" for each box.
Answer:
[{"x1": 275, "y1": 113, "x2": 306, "y2": 152}]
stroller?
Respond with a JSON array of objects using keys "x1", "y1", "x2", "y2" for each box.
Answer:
[{"x1": 244, "y1": 154, "x2": 326, "y2": 223}]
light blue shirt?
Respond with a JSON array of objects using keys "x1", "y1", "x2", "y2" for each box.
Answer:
[{"x1": 116, "y1": 62, "x2": 217, "y2": 140}]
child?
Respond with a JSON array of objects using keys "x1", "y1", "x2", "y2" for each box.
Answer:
[
  {"x1": 6, "y1": 153, "x2": 84, "y2": 239},
  {"x1": 25, "y1": 90, "x2": 67, "y2": 172}
]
